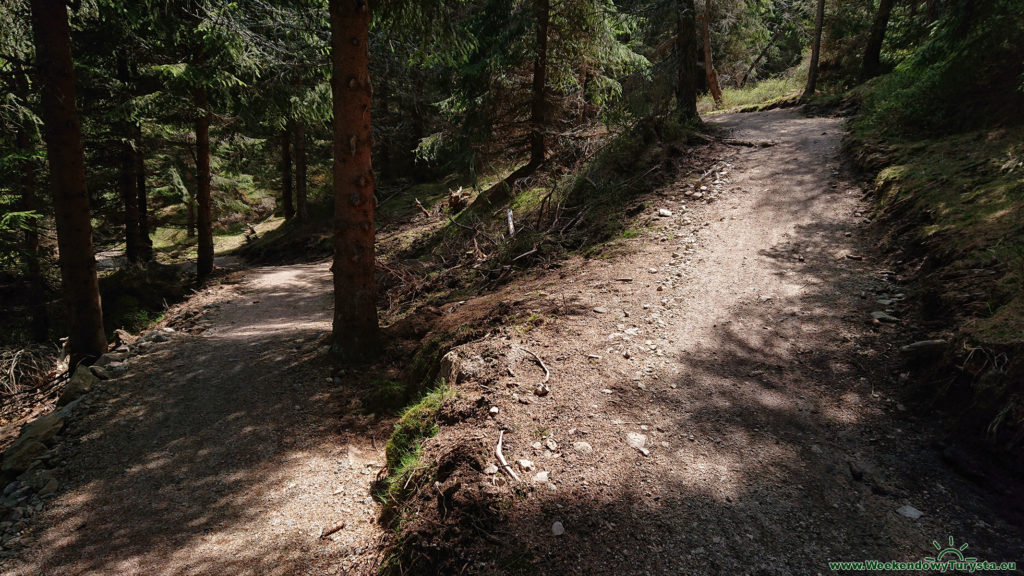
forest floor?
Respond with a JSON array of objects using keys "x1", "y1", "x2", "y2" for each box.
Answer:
[{"x1": 2, "y1": 109, "x2": 1022, "y2": 575}]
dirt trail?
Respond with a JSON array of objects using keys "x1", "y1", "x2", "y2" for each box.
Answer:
[
  {"x1": 4, "y1": 263, "x2": 386, "y2": 576},
  {"x1": 3, "y1": 109, "x2": 1021, "y2": 576},
  {"x1": 406, "y1": 109, "x2": 1023, "y2": 573}
]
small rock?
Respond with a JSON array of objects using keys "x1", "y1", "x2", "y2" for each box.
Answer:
[
  {"x1": 89, "y1": 366, "x2": 111, "y2": 380},
  {"x1": 15, "y1": 412, "x2": 64, "y2": 447},
  {"x1": 1, "y1": 441, "x2": 48, "y2": 474},
  {"x1": 518, "y1": 459, "x2": 535, "y2": 471},
  {"x1": 58, "y1": 366, "x2": 99, "y2": 406},
  {"x1": 483, "y1": 464, "x2": 499, "y2": 475},
  {"x1": 572, "y1": 441, "x2": 593, "y2": 454},
  {"x1": 534, "y1": 471, "x2": 549, "y2": 483},
  {"x1": 899, "y1": 340, "x2": 947, "y2": 357},
  {"x1": 657, "y1": 208, "x2": 673, "y2": 217},
  {"x1": 551, "y1": 521, "x2": 565, "y2": 536},
  {"x1": 896, "y1": 505, "x2": 923, "y2": 520},
  {"x1": 533, "y1": 383, "x2": 550, "y2": 397},
  {"x1": 545, "y1": 438, "x2": 557, "y2": 451},
  {"x1": 106, "y1": 362, "x2": 129, "y2": 375},
  {"x1": 626, "y1": 432, "x2": 647, "y2": 449},
  {"x1": 871, "y1": 311, "x2": 899, "y2": 323},
  {"x1": 489, "y1": 407, "x2": 499, "y2": 416},
  {"x1": 593, "y1": 307, "x2": 609, "y2": 314},
  {"x1": 622, "y1": 350, "x2": 631, "y2": 359}
]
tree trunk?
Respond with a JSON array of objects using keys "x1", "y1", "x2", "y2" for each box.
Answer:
[
  {"x1": 528, "y1": 0, "x2": 550, "y2": 170},
  {"x1": 136, "y1": 127, "x2": 153, "y2": 262},
  {"x1": 15, "y1": 68, "x2": 49, "y2": 342},
  {"x1": 195, "y1": 85, "x2": 214, "y2": 277},
  {"x1": 925, "y1": 0, "x2": 936, "y2": 25},
  {"x1": 30, "y1": 0, "x2": 106, "y2": 364},
  {"x1": 116, "y1": 53, "x2": 142, "y2": 265},
  {"x1": 803, "y1": 0, "x2": 826, "y2": 97},
  {"x1": 281, "y1": 122, "x2": 294, "y2": 220},
  {"x1": 701, "y1": 1, "x2": 723, "y2": 107},
  {"x1": 675, "y1": 0, "x2": 700, "y2": 123},
  {"x1": 186, "y1": 198, "x2": 196, "y2": 238},
  {"x1": 329, "y1": 0, "x2": 378, "y2": 361},
  {"x1": 741, "y1": 27, "x2": 784, "y2": 88},
  {"x1": 294, "y1": 119, "x2": 309, "y2": 221},
  {"x1": 862, "y1": 0, "x2": 898, "y2": 80}
]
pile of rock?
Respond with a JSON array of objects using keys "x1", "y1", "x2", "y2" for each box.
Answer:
[{"x1": 0, "y1": 326, "x2": 176, "y2": 553}]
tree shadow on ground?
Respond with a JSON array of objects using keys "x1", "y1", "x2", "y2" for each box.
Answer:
[
  {"x1": 402, "y1": 211, "x2": 1024, "y2": 575},
  {"x1": 6, "y1": 264, "x2": 390, "y2": 576}
]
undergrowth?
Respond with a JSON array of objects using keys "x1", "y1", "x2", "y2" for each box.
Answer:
[
  {"x1": 376, "y1": 382, "x2": 453, "y2": 511},
  {"x1": 846, "y1": 5, "x2": 1024, "y2": 451}
]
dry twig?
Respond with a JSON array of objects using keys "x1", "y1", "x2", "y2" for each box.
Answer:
[
  {"x1": 518, "y1": 346, "x2": 550, "y2": 383},
  {"x1": 495, "y1": 430, "x2": 520, "y2": 482}
]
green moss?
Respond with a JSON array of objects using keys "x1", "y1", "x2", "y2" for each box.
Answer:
[
  {"x1": 378, "y1": 383, "x2": 454, "y2": 505},
  {"x1": 363, "y1": 378, "x2": 409, "y2": 415}
]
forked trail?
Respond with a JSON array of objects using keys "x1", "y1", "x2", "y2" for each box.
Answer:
[{"x1": 4, "y1": 110, "x2": 1021, "y2": 575}]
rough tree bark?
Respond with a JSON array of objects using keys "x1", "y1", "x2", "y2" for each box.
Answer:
[
  {"x1": 117, "y1": 54, "x2": 143, "y2": 265},
  {"x1": 136, "y1": 125, "x2": 153, "y2": 262},
  {"x1": 14, "y1": 69, "x2": 48, "y2": 341},
  {"x1": 528, "y1": 0, "x2": 550, "y2": 170},
  {"x1": 803, "y1": 0, "x2": 826, "y2": 97},
  {"x1": 329, "y1": 0, "x2": 378, "y2": 361},
  {"x1": 281, "y1": 121, "x2": 294, "y2": 220},
  {"x1": 701, "y1": 0, "x2": 723, "y2": 108},
  {"x1": 675, "y1": 0, "x2": 700, "y2": 123},
  {"x1": 294, "y1": 119, "x2": 308, "y2": 222},
  {"x1": 862, "y1": 0, "x2": 898, "y2": 80},
  {"x1": 195, "y1": 85, "x2": 214, "y2": 277},
  {"x1": 30, "y1": 0, "x2": 107, "y2": 363}
]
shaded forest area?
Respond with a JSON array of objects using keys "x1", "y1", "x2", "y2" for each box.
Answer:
[{"x1": 1, "y1": 0, "x2": 1023, "y2": 572}]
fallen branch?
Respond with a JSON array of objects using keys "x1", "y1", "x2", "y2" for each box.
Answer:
[
  {"x1": 495, "y1": 430, "x2": 521, "y2": 482},
  {"x1": 722, "y1": 138, "x2": 777, "y2": 148},
  {"x1": 414, "y1": 198, "x2": 430, "y2": 217},
  {"x1": 518, "y1": 346, "x2": 550, "y2": 383},
  {"x1": 506, "y1": 209, "x2": 515, "y2": 237},
  {"x1": 512, "y1": 248, "x2": 538, "y2": 262}
]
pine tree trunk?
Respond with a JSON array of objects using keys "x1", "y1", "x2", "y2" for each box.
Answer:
[
  {"x1": 701, "y1": 1, "x2": 723, "y2": 107},
  {"x1": 528, "y1": 0, "x2": 550, "y2": 169},
  {"x1": 30, "y1": 0, "x2": 106, "y2": 363},
  {"x1": 195, "y1": 86, "x2": 214, "y2": 277},
  {"x1": 675, "y1": 0, "x2": 700, "y2": 123},
  {"x1": 295, "y1": 119, "x2": 309, "y2": 222},
  {"x1": 804, "y1": 0, "x2": 825, "y2": 97},
  {"x1": 117, "y1": 54, "x2": 142, "y2": 264},
  {"x1": 136, "y1": 126, "x2": 153, "y2": 262},
  {"x1": 329, "y1": 0, "x2": 378, "y2": 361},
  {"x1": 15, "y1": 68, "x2": 49, "y2": 342},
  {"x1": 741, "y1": 28, "x2": 783, "y2": 88},
  {"x1": 281, "y1": 122, "x2": 294, "y2": 220},
  {"x1": 862, "y1": 0, "x2": 897, "y2": 80}
]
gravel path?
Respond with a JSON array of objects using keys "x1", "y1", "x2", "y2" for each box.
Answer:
[
  {"x1": 408, "y1": 108, "x2": 1024, "y2": 574},
  {"x1": 3, "y1": 109, "x2": 1021, "y2": 576},
  {"x1": 4, "y1": 264, "x2": 385, "y2": 576}
]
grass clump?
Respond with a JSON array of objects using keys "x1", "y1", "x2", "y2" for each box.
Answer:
[{"x1": 379, "y1": 383, "x2": 454, "y2": 505}]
